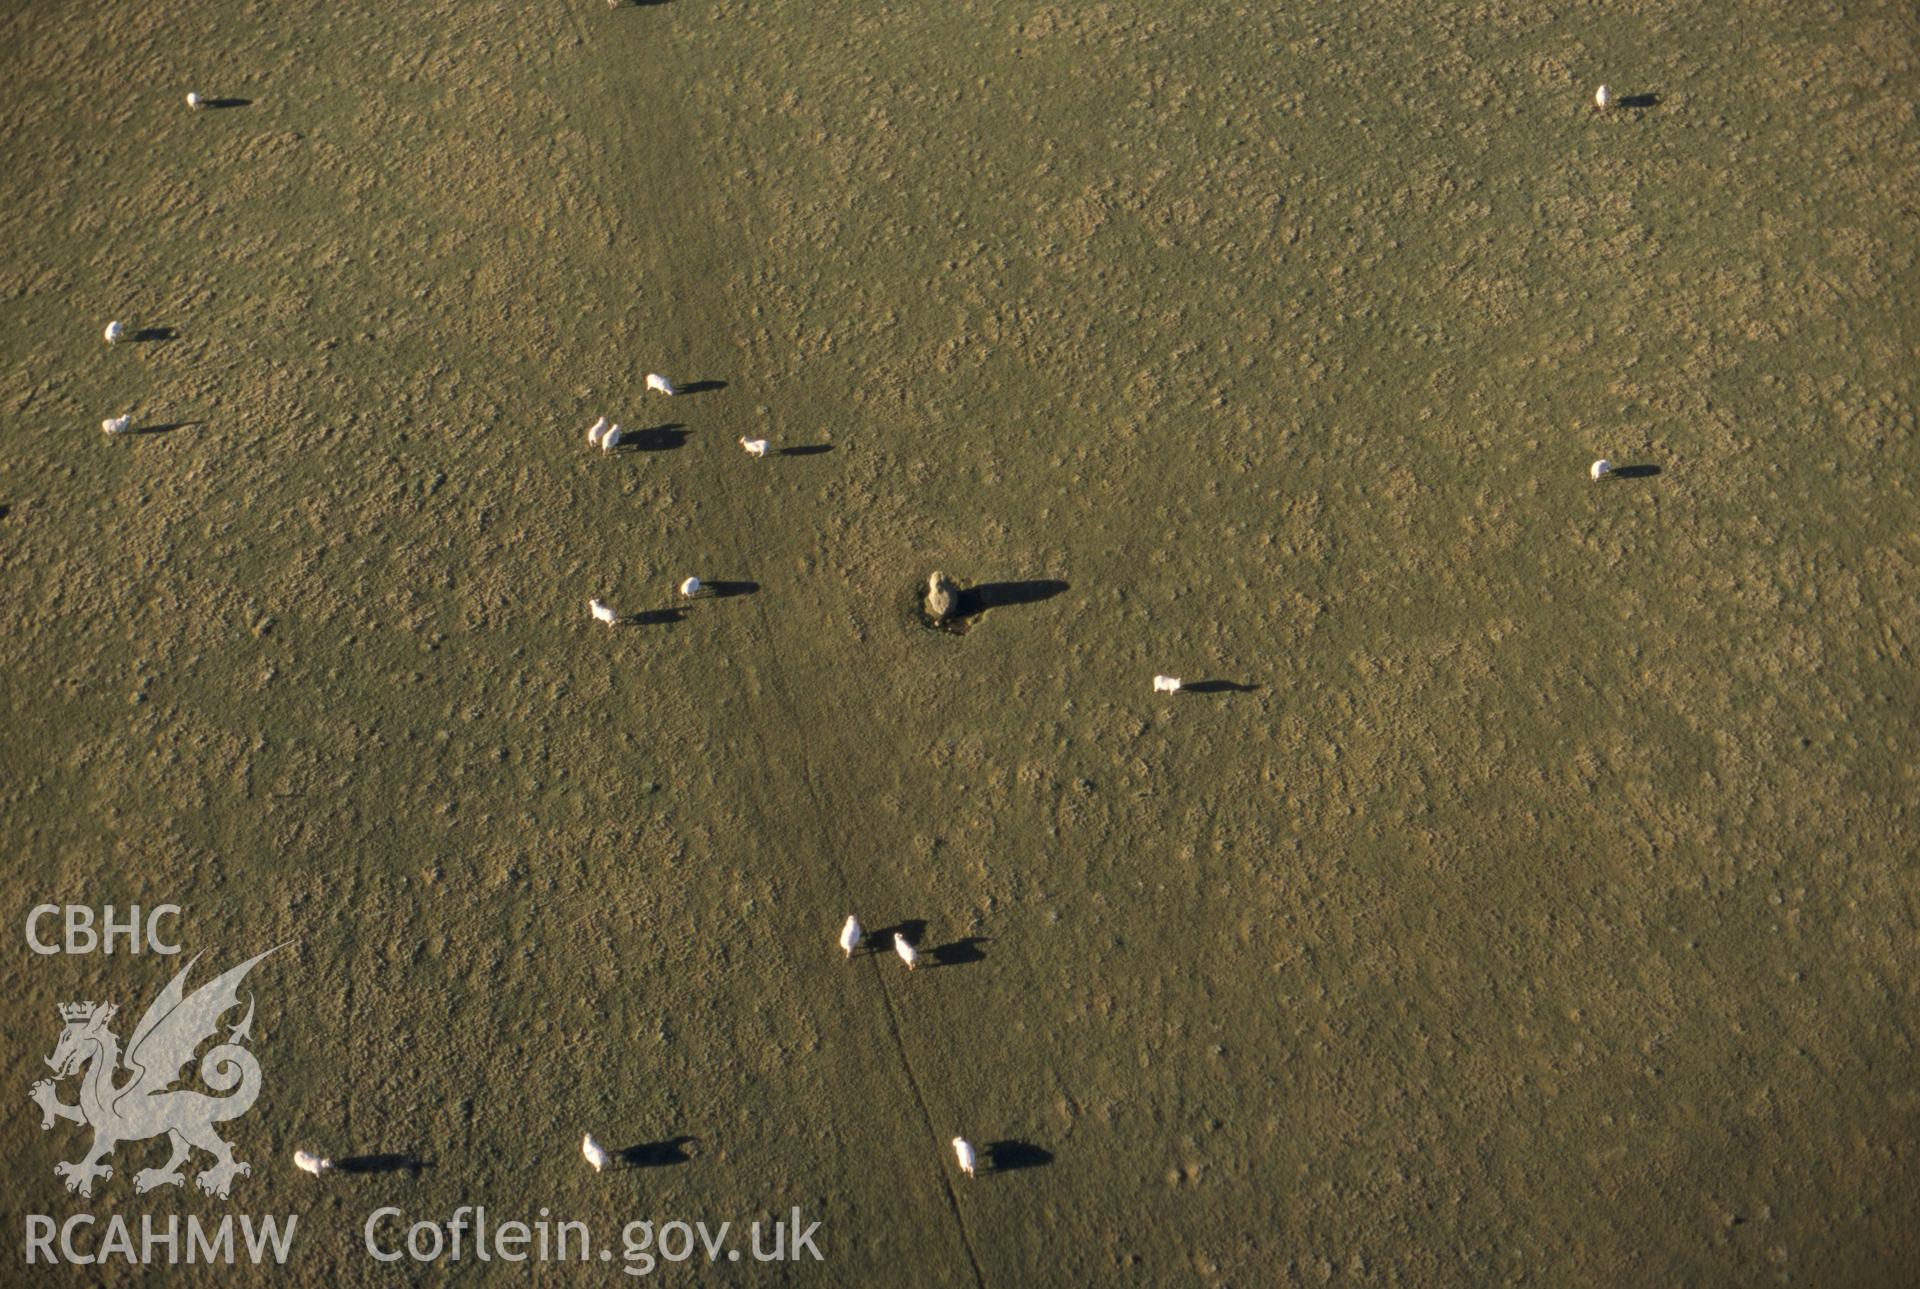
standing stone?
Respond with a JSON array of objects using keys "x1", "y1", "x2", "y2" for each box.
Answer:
[{"x1": 925, "y1": 571, "x2": 959, "y2": 622}]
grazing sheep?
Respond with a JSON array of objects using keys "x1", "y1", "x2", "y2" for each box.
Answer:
[
  {"x1": 186, "y1": 92, "x2": 204, "y2": 110},
  {"x1": 1153, "y1": 675, "x2": 1183, "y2": 694},
  {"x1": 740, "y1": 437, "x2": 769, "y2": 457},
  {"x1": 894, "y1": 933, "x2": 919, "y2": 971},
  {"x1": 104, "y1": 320, "x2": 126, "y2": 344},
  {"x1": 839, "y1": 915, "x2": 863, "y2": 958},
  {"x1": 293, "y1": 1150, "x2": 332, "y2": 1177},
  {"x1": 1594, "y1": 85, "x2": 1611, "y2": 110},
  {"x1": 1590, "y1": 458, "x2": 1612, "y2": 481},
  {"x1": 952, "y1": 1137, "x2": 977, "y2": 1178},
  {"x1": 101, "y1": 415, "x2": 132, "y2": 435},
  {"x1": 582, "y1": 1133, "x2": 609, "y2": 1173},
  {"x1": 601, "y1": 423, "x2": 624, "y2": 452},
  {"x1": 679, "y1": 576, "x2": 701, "y2": 598},
  {"x1": 586, "y1": 416, "x2": 608, "y2": 447},
  {"x1": 590, "y1": 598, "x2": 618, "y2": 626},
  {"x1": 646, "y1": 373, "x2": 676, "y2": 396}
]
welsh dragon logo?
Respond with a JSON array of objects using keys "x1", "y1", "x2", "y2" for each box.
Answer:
[{"x1": 30, "y1": 948, "x2": 278, "y2": 1199}]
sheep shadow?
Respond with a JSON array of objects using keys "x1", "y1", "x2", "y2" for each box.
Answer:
[
  {"x1": 867, "y1": 919, "x2": 927, "y2": 953},
  {"x1": 625, "y1": 608, "x2": 686, "y2": 626},
  {"x1": 778, "y1": 444, "x2": 834, "y2": 457},
  {"x1": 131, "y1": 420, "x2": 203, "y2": 437},
  {"x1": 1618, "y1": 93, "x2": 1660, "y2": 110},
  {"x1": 674, "y1": 379, "x2": 726, "y2": 395},
  {"x1": 334, "y1": 1154, "x2": 434, "y2": 1176},
  {"x1": 615, "y1": 424, "x2": 686, "y2": 453},
  {"x1": 1184, "y1": 680, "x2": 1260, "y2": 695},
  {"x1": 1611, "y1": 463, "x2": 1661, "y2": 480},
  {"x1": 986, "y1": 1141, "x2": 1052, "y2": 1173},
  {"x1": 929, "y1": 936, "x2": 989, "y2": 968},
  {"x1": 700, "y1": 580, "x2": 759, "y2": 600},
  {"x1": 953, "y1": 579, "x2": 1069, "y2": 621},
  {"x1": 129, "y1": 326, "x2": 178, "y2": 343},
  {"x1": 616, "y1": 1136, "x2": 697, "y2": 1169},
  {"x1": 204, "y1": 97, "x2": 253, "y2": 109}
]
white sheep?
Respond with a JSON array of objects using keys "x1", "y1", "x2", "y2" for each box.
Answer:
[
  {"x1": 679, "y1": 576, "x2": 701, "y2": 598},
  {"x1": 104, "y1": 321, "x2": 126, "y2": 344},
  {"x1": 186, "y1": 92, "x2": 204, "y2": 110},
  {"x1": 601, "y1": 423, "x2": 624, "y2": 452},
  {"x1": 1594, "y1": 85, "x2": 1611, "y2": 111},
  {"x1": 839, "y1": 915, "x2": 862, "y2": 958},
  {"x1": 894, "y1": 933, "x2": 918, "y2": 971},
  {"x1": 740, "y1": 437, "x2": 769, "y2": 457},
  {"x1": 101, "y1": 415, "x2": 133, "y2": 435},
  {"x1": 645, "y1": 373, "x2": 676, "y2": 396},
  {"x1": 590, "y1": 597, "x2": 618, "y2": 626},
  {"x1": 293, "y1": 1150, "x2": 332, "y2": 1177},
  {"x1": 582, "y1": 1133, "x2": 609, "y2": 1173},
  {"x1": 586, "y1": 416, "x2": 608, "y2": 447},
  {"x1": 952, "y1": 1137, "x2": 977, "y2": 1178},
  {"x1": 1153, "y1": 675, "x2": 1183, "y2": 695},
  {"x1": 1590, "y1": 458, "x2": 1612, "y2": 481}
]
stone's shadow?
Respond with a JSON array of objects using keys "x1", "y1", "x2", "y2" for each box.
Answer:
[
  {"x1": 953, "y1": 579, "x2": 1069, "y2": 621},
  {"x1": 131, "y1": 421, "x2": 203, "y2": 436},
  {"x1": 930, "y1": 937, "x2": 988, "y2": 968},
  {"x1": 204, "y1": 98, "x2": 252, "y2": 109},
  {"x1": 1184, "y1": 680, "x2": 1259, "y2": 695},
  {"x1": 675, "y1": 379, "x2": 726, "y2": 395},
  {"x1": 335, "y1": 1154, "x2": 433, "y2": 1176},
  {"x1": 625, "y1": 608, "x2": 686, "y2": 626},
  {"x1": 130, "y1": 327, "x2": 177, "y2": 342},
  {"x1": 616, "y1": 1137, "x2": 696, "y2": 1169},
  {"x1": 1619, "y1": 93, "x2": 1660, "y2": 109},
  {"x1": 1612, "y1": 464, "x2": 1661, "y2": 480},
  {"x1": 986, "y1": 1141, "x2": 1052, "y2": 1172},
  {"x1": 702, "y1": 580, "x2": 759, "y2": 600},
  {"x1": 779, "y1": 444, "x2": 834, "y2": 457},
  {"x1": 614, "y1": 424, "x2": 686, "y2": 452}
]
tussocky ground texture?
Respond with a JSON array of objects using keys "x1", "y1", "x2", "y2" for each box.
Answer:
[{"x1": 1, "y1": 0, "x2": 1916, "y2": 1283}]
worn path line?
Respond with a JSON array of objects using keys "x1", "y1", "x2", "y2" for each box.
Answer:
[{"x1": 564, "y1": 7, "x2": 989, "y2": 1283}]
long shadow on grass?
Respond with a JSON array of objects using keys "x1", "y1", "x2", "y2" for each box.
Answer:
[
  {"x1": 929, "y1": 937, "x2": 988, "y2": 968},
  {"x1": 624, "y1": 608, "x2": 686, "y2": 626},
  {"x1": 131, "y1": 421, "x2": 204, "y2": 436},
  {"x1": 1184, "y1": 680, "x2": 1260, "y2": 695},
  {"x1": 335, "y1": 1154, "x2": 434, "y2": 1176},
  {"x1": 130, "y1": 326, "x2": 177, "y2": 343},
  {"x1": 614, "y1": 424, "x2": 686, "y2": 452},
  {"x1": 204, "y1": 98, "x2": 253, "y2": 109},
  {"x1": 1611, "y1": 464, "x2": 1661, "y2": 480},
  {"x1": 954, "y1": 579, "x2": 1069, "y2": 621},
  {"x1": 778, "y1": 444, "x2": 834, "y2": 457},
  {"x1": 1618, "y1": 93, "x2": 1660, "y2": 109},
  {"x1": 617, "y1": 1137, "x2": 696, "y2": 1169},
  {"x1": 986, "y1": 1141, "x2": 1052, "y2": 1173},
  {"x1": 867, "y1": 920, "x2": 927, "y2": 953},
  {"x1": 674, "y1": 379, "x2": 725, "y2": 395},
  {"x1": 701, "y1": 580, "x2": 758, "y2": 600}
]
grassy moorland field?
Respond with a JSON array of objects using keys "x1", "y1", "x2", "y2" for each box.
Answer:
[{"x1": 3, "y1": 0, "x2": 1917, "y2": 1282}]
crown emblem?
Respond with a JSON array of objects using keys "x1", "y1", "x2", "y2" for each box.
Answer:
[{"x1": 58, "y1": 1002, "x2": 100, "y2": 1023}]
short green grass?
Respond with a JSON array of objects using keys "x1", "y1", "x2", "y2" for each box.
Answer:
[{"x1": 3, "y1": 0, "x2": 1916, "y2": 1283}]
